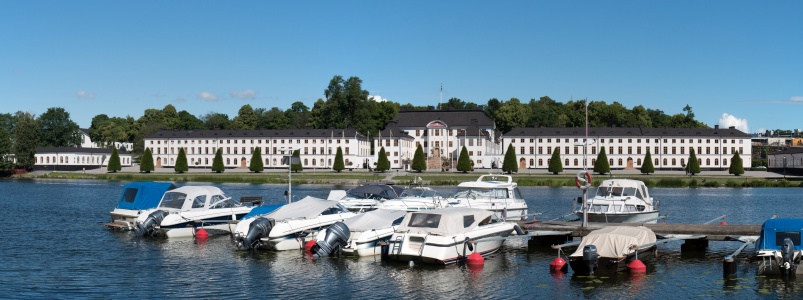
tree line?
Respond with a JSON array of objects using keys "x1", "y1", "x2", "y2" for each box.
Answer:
[{"x1": 1, "y1": 75, "x2": 716, "y2": 172}]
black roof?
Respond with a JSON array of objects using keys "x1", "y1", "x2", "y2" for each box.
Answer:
[
  {"x1": 504, "y1": 126, "x2": 750, "y2": 138},
  {"x1": 392, "y1": 110, "x2": 494, "y2": 128},
  {"x1": 376, "y1": 122, "x2": 414, "y2": 140},
  {"x1": 36, "y1": 147, "x2": 129, "y2": 154},
  {"x1": 146, "y1": 128, "x2": 368, "y2": 140},
  {"x1": 771, "y1": 147, "x2": 803, "y2": 155}
]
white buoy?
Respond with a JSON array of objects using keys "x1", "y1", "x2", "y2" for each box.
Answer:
[{"x1": 409, "y1": 261, "x2": 414, "y2": 267}]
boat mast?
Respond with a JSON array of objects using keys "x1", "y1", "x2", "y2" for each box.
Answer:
[{"x1": 583, "y1": 98, "x2": 589, "y2": 228}]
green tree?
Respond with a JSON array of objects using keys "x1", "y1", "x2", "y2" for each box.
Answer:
[
  {"x1": 107, "y1": 148, "x2": 121, "y2": 173},
  {"x1": 502, "y1": 143, "x2": 518, "y2": 174},
  {"x1": 290, "y1": 149, "x2": 303, "y2": 172},
  {"x1": 687, "y1": 148, "x2": 701, "y2": 175},
  {"x1": 641, "y1": 149, "x2": 654, "y2": 174},
  {"x1": 212, "y1": 148, "x2": 225, "y2": 173},
  {"x1": 457, "y1": 146, "x2": 471, "y2": 173},
  {"x1": 249, "y1": 147, "x2": 264, "y2": 173},
  {"x1": 376, "y1": 147, "x2": 390, "y2": 172},
  {"x1": 201, "y1": 112, "x2": 230, "y2": 130},
  {"x1": 174, "y1": 147, "x2": 188, "y2": 173},
  {"x1": 729, "y1": 151, "x2": 744, "y2": 176},
  {"x1": 140, "y1": 147, "x2": 154, "y2": 173},
  {"x1": 333, "y1": 146, "x2": 345, "y2": 172},
  {"x1": 548, "y1": 147, "x2": 563, "y2": 175},
  {"x1": 593, "y1": 147, "x2": 610, "y2": 175},
  {"x1": 38, "y1": 107, "x2": 82, "y2": 147},
  {"x1": 412, "y1": 144, "x2": 426, "y2": 172},
  {"x1": 231, "y1": 104, "x2": 259, "y2": 130},
  {"x1": 12, "y1": 112, "x2": 41, "y2": 170},
  {"x1": 494, "y1": 98, "x2": 531, "y2": 133}
]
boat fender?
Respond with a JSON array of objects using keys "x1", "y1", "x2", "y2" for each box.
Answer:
[
  {"x1": 312, "y1": 222, "x2": 351, "y2": 259},
  {"x1": 513, "y1": 224, "x2": 527, "y2": 236},
  {"x1": 575, "y1": 171, "x2": 592, "y2": 190},
  {"x1": 239, "y1": 218, "x2": 275, "y2": 250},
  {"x1": 135, "y1": 210, "x2": 168, "y2": 237}
]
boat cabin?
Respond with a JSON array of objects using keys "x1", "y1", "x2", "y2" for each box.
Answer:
[
  {"x1": 115, "y1": 182, "x2": 176, "y2": 210},
  {"x1": 756, "y1": 219, "x2": 803, "y2": 251},
  {"x1": 345, "y1": 184, "x2": 404, "y2": 200},
  {"x1": 454, "y1": 174, "x2": 524, "y2": 200},
  {"x1": 156, "y1": 186, "x2": 239, "y2": 211},
  {"x1": 396, "y1": 208, "x2": 495, "y2": 236}
]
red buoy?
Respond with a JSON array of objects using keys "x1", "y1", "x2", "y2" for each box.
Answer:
[
  {"x1": 305, "y1": 240, "x2": 317, "y2": 253},
  {"x1": 549, "y1": 257, "x2": 567, "y2": 273},
  {"x1": 720, "y1": 221, "x2": 728, "y2": 226},
  {"x1": 660, "y1": 220, "x2": 666, "y2": 224},
  {"x1": 627, "y1": 259, "x2": 647, "y2": 274},
  {"x1": 466, "y1": 252, "x2": 485, "y2": 266},
  {"x1": 195, "y1": 228, "x2": 209, "y2": 240}
]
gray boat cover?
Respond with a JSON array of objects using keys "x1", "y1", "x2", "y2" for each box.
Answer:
[
  {"x1": 570, "y1": 226, "x2": 657, "y2": 258},
  {"x1": 395, "y1": 207, "x2": 495, "y2": 236},
  {"x1": 344, "y1": 209, "x2": 407, "y2": 232},
  {"x1": 267, "y1": 196, "x2": 343, "y2": 220}
]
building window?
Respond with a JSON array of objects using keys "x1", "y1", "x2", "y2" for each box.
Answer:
[
  {"x1": 538, "y1": 159, "x2": 543, "y2": 166},
  {"x1": 564, "y1": 158, "x2": 569, "y2": 166}
]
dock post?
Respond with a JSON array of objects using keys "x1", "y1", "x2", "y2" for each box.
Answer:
[
  {"x1": 528, "y1": 235, "x2": 572, "y2": 248},
  {"x1": 723, "y1": 255, "x2": 738, "y2": 279},
  {"x1": 681, "y1": 239, "x2": 709, "y2": 252}
]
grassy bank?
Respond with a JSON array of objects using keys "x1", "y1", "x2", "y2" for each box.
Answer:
[{"x1": 15, "y1": 171, "x2": 801, "y2": 188}]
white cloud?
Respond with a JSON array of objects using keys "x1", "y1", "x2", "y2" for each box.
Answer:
[
  {"x1": 791, "y1": 96, "x2": 803, "y2": 102},
  {"x1": 717, "y1": 113, "x2": 749, "y2": 132},
  {"x1": 369, "y1": 95, "x2": 388, "y2": 102},
  {"x1": 199, "y1": 92, "x2": 219, "y2": 102},
  {"x1": 230, "y1": 89, "x2": 257, "y2": 100},
  {"x1": 76, "y1": 90, "x2": 96, "y2": 99}
]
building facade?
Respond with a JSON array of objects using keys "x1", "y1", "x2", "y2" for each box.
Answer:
[
  {"x1": 144, "y1": 128, "x2": 371, "y2": 169},
  {"x1": 34, "y1": 147, "x2": 132, "y2": 171},
  {"x1": 768, "y1": 148, "x2": 803, "y2": 175},
  {"x1": 502, "y1": 125, "x2": 752, "y2": 171}
]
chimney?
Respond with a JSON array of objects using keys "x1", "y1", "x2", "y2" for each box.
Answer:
[{"x1": 714, "y1": 125, "x2": 719, "y2": 129}]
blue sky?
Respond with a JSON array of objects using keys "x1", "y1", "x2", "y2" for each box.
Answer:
[{"x1": 2, "y1": 1, "x2": 801, "y2": 133}]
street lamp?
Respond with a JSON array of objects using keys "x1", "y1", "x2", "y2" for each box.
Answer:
[
  {"x1": 281, "y1": 148, "x2": 298, "y2": 203},
  {"x1": 783, "y1": 156, "x2": 787, "y2": 179}
]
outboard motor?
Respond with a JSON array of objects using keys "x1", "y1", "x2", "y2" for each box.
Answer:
[
  {"x1": 135, "y1": 210, "x2": 168, "y2": 237},
  {"x1": 311, "y1": 222, "x2": 350, "y2": 258},
  {"x1": 780, "y1": 237, "x2": 798, "y2": 276},
  {"x1": 513, "y1": 224, "x2": 527, "y2": 236},
  {"x1": 582, "y1": 245, "x2": 599, "y2": 275},
  {"x1": 237, "y1": 218, "x2": 275, "y2": 250}
]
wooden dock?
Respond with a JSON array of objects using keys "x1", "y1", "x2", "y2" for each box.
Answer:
[{"x1": 517, "y1": 221, "x2": 761, "y2": 241}]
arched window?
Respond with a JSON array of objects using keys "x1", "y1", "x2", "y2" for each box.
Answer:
[
  {"x1": 714, "y1": 159, "x2": 719, "y2": 166},
  {"x1": 609, "y1": 159, "x2": 613, "y2": 166},
  {"x1": 680, "y1": 158, "x2": 685, "y2": 166},
  {"x1": 538, "y1": 159, "x2": 543, "y2": 166},
  {"x1": 672, "y1": 158, "x2": 676, "y2": 166},
  {"x1": 226, "y1": 158, "x2": 230, "y2": 165},
  {"x1": 663, "y1": 158, "x2": 667, "y2": 166},
  {"x1": 706, "y1": 158, "x2": 710, "y2": 165},
  {"x1": 312, "y1": 159, "x2": 316, "y2": 166},
  {"x1": 618, "y1": 158, "x2": 623, "y2": 166},
  {"x1": 564, "y1": 158, "x2": 569, "y2": 166},
  {"x1": 304, "y1": 159, "x2": 308, "y2": 165},
  {"x1": 655, "y1": 158, "x2": 659, "y2": 166},
  {"x1": 574, "y1": 158, "x2": 578, "y2": 166},
  {"x1": 529, "y1": 159, "x2": 534, "y2": 166},
  {"x1": 637, "y1": 158, "x2": 642, "y2": 166},
  {"x1": 723, "y1": 158, "x2": 728, "y2": 166}
]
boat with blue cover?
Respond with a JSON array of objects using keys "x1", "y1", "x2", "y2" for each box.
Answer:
[
  {"x1": 105, "y1": 182, "x2": 177, "y2": 231},
  {"x1": 755, "y1": 218, "x2": 803, "y2": 276}
]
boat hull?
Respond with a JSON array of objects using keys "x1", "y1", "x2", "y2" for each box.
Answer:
[
  {"x1": 386, "y1": 223, "x2": 513, "y2": 265},
  {"x1": 756, "y1": 251, "x2": 803, "y2": 276},
  {"x1": 575, "y1": 211, "x2": 660, "y2": 224},
  {"x1": 149, "y1": 208, "x2": 252, "y2": 238},
  {"x1": 569, "y1": 246, "x2": 657, "y2": 276},
  {"x1": 107, "y1": 208, "x2": 146, "y2": 230}
]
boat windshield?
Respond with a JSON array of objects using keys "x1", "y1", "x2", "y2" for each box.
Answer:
[
  {"x1": 453, "y1": 188, "x2": 509, "y2": 200},
  {"x1": 595, "y1": 186, "x2": 640, "y2": 199},
  {"x1": 407, "y1": 213, "x2": 441, "y2": 228},
  {"x1": 400, "y1": 188, "x2": 438, "y2": 198},
  {"x1": 209, "y1": 194, "x2": 238, "y2": 209},
  {"x1": 321, "y1": 203, "x2": 350, "y2": 215},
  {"x1": 159, "y1": 192, "x2": 187, "y2": 209}
]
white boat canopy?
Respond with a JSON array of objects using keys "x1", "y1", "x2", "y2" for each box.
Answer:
[
  {"x1": 594, "y1": 179, "x2": 652, "y2": 203},
  {"x1": 570, "y1": 226, "x2": 657, "y2": 258},
  {"x1": 157, "y1": 186, "x2": 231, "y2": 210},
  {"x1": 266, "y1": 196, "x2": 345, "y2": 220},
  {"x1": 344, "y1": 209, "x2": 407, "y2": 232},
  {"x1": 396, "y1": 208, "x2": 495, "y2": 236}
]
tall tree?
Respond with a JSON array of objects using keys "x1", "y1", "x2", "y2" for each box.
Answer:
[
  {"x1": 212, "y1": 148, "x2": 224, "y2": 173},
  {"x1": 12, "y1": 112, "x2": 41, "y2": 170},
  {"x1": 376, "y1": 147, "x2": 390, "y2": 172},
  {"x1": 249, "y1": 147, "x2": 264, "y2": 173},
  {"x1": 231, "y1": 104, "x2": 259, "y2": 130},
  {"x1": 0, "y1": 123, "x2": 12, "y2": 171},
  {"x1": 548, "y1": 147, "x2": 563, "y2": 175},
  {"x1": 687, "y1": 148, "x2": 701, "y2": 175},
  {"x1": 502, "y1": 143, "x2": 518, "y2": 174},
  {"x1": 107, "y1": 148, "x2": 121, "y2": 173},
  {"x1": 174, "y1": 148, "x2": 188, "y2": 173},
  {"x1": 201, "y1": 112, "x2": 230, "y2": 130},
  {"x1": 89, "y1": 114, "x2": 110, "y2": 146},
  {"x1": 291, "y1": 149, "x2": 302, "y2": 172},
  {"x1": 641, "y1": 149, "x2": 654, "y2": 174},
  {"x1": 593, "y1": 147, "x2": 610, "y2": 175},
  {"x1": 457, "y1": 146, "x2": 471, "y2": 173},
  {"x1": 412, "y1": 144, "x2": 426, "y2": 172},
  {"x1": 38, "y1": 107, "x2": 82, "y2": 147},
  {"x1": 140, "y1": 147, "x2": 154, "y2": 173},
  {"x1": 286, "y1": 101, "x2": 311, "y2": 129},
  {"x1": 494, "y1": 98, "x2": 530, "y2": 133},
  {"x1": 729, "y1": 151, "x2": 744, "y2": 176},
  {"x1": 333, "y1": 146, "x2": 345, "y2": 172},
  {"x1": 176, "y1": 110, "x2": 204, "y2": 130}
]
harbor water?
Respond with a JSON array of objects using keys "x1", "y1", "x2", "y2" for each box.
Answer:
[{"x1": 1, "y1": 179, "x2": 801, "y2": 299}]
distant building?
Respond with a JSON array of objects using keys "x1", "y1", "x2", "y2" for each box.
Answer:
[
  {"x1": 768, "y1": 148, "x2": 803, "y2": 175},
  {"x1": 79, "y1": 128, "x2": 134, "y2": 152},
  {"x1": 34, "y1": 147, "x2": 132, "y2": 171},
  {"x1": 502, "y1": 125, "x2": 752, "y2": 171}
]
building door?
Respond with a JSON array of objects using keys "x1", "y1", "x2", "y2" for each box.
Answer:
[
  {"x1": 240, "y1": 157, "x2": 247, "y2": 168},
  {"x1": 626, "y1": 157, "x2": 634, "y2": 170},
  {"x1": 433, "y1": 148, "x2": 440, "y2": 157},
  {"x1": 519, "y1": 158, "x2": 526, "y2": 170},
  {"x1": 156, "y1": 157, "x2": 161, "y2": 168}
]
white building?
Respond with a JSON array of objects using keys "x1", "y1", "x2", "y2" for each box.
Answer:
[
  {"x1": 372, "y1": 110, "x2": 502, "y2": 170},
  {"x1": 503, "y1": 125, "x2": 752, "y2": 171},
  {"x1": 79, "y1": 128, "x2": 134, "y2": 152},
  {"x1": 34, "y1": 147, "x2": 132, "y2": 171},
  {"x1": 768, "y1": 148, "x2": 803, "y2": 175},
  {"x1": 144, "y1": 128, "x2": 370, "y2": 169}
]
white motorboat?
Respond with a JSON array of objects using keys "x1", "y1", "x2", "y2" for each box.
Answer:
[
  {"x1": 335, "y1": 184, "x2": 405, "y2": 212},
  {"x1": 232, "y1": 196, "x2": 357, "y2": 251},
  {"x1": 374, "y1": 186, "x2": 448, "y2": 211},
  {"x1": 105, "y1": 182, "x2": 176, "y2": 231},
  {"x1": 575, "y1": 179, "x2": 660, "y2": 224},
  {"x1": 311, "y1": 209, "x2": 408, "y2": 257},
  {"x1": 755, "y1": 218, "x2": 803, "y2": 276},
  {"x1": 447, "y1": 174, "x2": 529, "y2": 221},
  {"x1": 568, "y1": 226, "x2": 658, "y2": 275},
  {"x1": 134, "y1": 186, "x2": 253, "y2": 238},
  {"x1": 386, "y1": 207, "x2": 523, "y2": 265}
]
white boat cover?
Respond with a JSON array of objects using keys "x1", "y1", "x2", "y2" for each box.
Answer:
[
  {"x1": 344, "y1": 209, "x2": 407, "y2": 232},
  {"x1": 266, "y1": 196, "x2": 342, "y2": 220},
  {"x1": 395, "y1": 207, "x2": 495, "y2": 236},
  {"x1": 570, "y1": 226, "x2": 657, "y2": 258}
]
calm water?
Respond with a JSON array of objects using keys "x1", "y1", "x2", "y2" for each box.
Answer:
[{"x1": 1, "y1": 179, "x2": 802, "y2": 299}]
